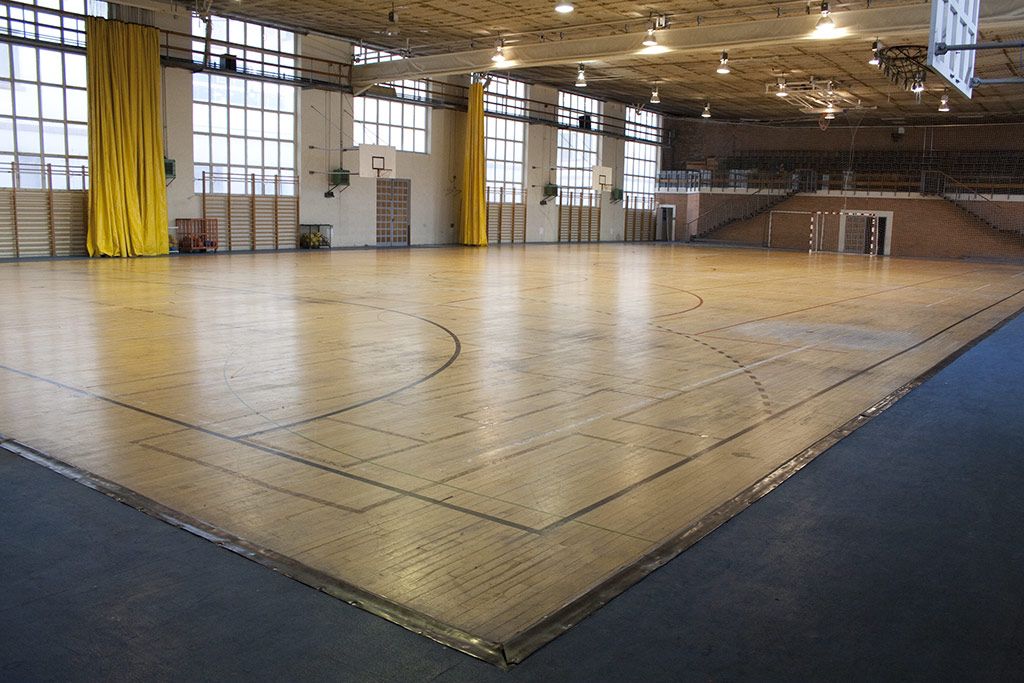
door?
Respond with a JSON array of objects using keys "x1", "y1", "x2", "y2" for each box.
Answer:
[
  {"x1": 659, "y1": 205, "x2": 676, "y2": 241},
  {"x1": 876, "y1": 217, "x2": 888, "y2": 256},
  {"x1": 376, "y1": 178, "x2": 411, "y2": 246}
]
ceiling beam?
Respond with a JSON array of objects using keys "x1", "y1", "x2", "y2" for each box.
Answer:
[{"x1": 351, "y1": 0, "x2": 1024, "y2": 89}]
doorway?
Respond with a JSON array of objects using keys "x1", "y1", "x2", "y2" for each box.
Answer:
[{"x1": 658, "y1": 205, "x2": 676, "y2": 241}]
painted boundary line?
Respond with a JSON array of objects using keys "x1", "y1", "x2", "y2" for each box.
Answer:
[{"x1": 2, "y1": 295, "x2": 1023, "y2": 668}]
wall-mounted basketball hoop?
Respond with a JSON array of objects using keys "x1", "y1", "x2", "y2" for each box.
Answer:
[
  {"x1": 591, "y1": 165, "x2": 613, "y2": 194},
  {"x1": 358, "y1": 145, "x2": 397, "y2": 179},
  {"x1": 875, "y1": 0, "x2": 1024, "y2": 101}
]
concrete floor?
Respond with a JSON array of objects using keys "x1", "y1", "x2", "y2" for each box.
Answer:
[{"x1": 2, "y1": 313, "x2": 1023, "y2": 681}]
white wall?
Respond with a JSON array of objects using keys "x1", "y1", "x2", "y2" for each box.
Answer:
[
  {"x1": 153, "y1": 11, "x2": 200, "y2": 226},
  {"x1": 524, "y1": 84, "x2": 560, "y2": 242},
  {"x1": 146, "y1": 12, "x2": 642, "y2": 248},
  {"x1": 523, "y1": 84, "x2": 629, "y2": 243},
  {"x1": 296, "y1": 36, "x2": 459, "y2": 246},
  {"x1": 163, "y1": 66, "x2": 198, "y2": 222},
  {"x1": 298, "y1": 88, "x2": 377, "y2": 245},
  {"x1": 601, "y1": 101, "x2": 627, "y2": 242}
]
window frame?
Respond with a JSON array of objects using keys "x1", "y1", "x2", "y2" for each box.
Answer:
[
  {"x1": 623, "y1": 108, "x2": 662, "y2": 197},
  {"x1": 190, "y1": 14, "x2": 298, "y2": 195},
  {"x1": 0, "y1": 0, "x2": 106, "y2": 189},
  {"x1": 352, "y1": 45, "x2": 430, "y2": 154},
  {"x1": 483, "y1": 76, "x2": 527, "y2": 197},
  {"x1": 556, "y1": 90, "x2": 602, "y2": 198}
]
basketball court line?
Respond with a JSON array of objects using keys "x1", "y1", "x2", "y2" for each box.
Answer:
[
  {"x1": 2, "y1": 285, "x2": 1021, "y2": 541},
  {"x1": 0, "y1": 434, "x2": 510, "y2": 666},
  {"x1": 574, "y1": 287, "x2": 1024, "y2": 531},
  {"x1": 0, "y1": 362, "x2": 541, "y2": 534},
  {"x1": 3, "y1": 251, "x2": 1024, "y2": 667},
  {"x1": 236, "y1": 302, "x2": 463, "y2": 438},
  {"x1": 693, "y1": 268, "x2": 984, "y2": 335},
  {"x1": 926, "y1": 296, "x2": 956, "y2": 308},
  {"x1": 501, "y1": 298, "x2": 1024, "y2": 664}
]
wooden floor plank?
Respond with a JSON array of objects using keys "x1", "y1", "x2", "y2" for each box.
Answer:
[{"x1": 1, "y1": 245, "x2": 1022, "y2": 658}]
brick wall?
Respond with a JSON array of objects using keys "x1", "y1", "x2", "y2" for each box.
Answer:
[
  {"x1": 656, "y1": 192, "x2": 788, "y2": 241},
  {"x1": 705, "y1": 195, "x2": 1024, "y2": 260},
  {"x1": 951, "y1": 199, "x2": 1024, "y2": 235}
]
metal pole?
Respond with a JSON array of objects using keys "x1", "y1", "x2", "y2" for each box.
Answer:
[
  {"x1": 970, "y1": 76, "x2": 1024, "y2": 86},
  {"x1": 935, "y1": 40, "x2": 1024, "y2": 55}
]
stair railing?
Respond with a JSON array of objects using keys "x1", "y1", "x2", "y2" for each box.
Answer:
[
  {"x1": 924, "y1": 170, "x2": 1019, "y2": 236},
  {"x1": 685, "y1": 172, "x2": 794, "y2": 241}
]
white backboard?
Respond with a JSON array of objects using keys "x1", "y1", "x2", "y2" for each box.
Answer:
[
  {"x1": 358, "y1": 145, "x2": 397, "y2": 178},
  {"x1": 591, "y1": 165, "x2": 613, "y2": 192},
  {"x1": 927, "y1": 0, "x2": 979, "y2": 99}
]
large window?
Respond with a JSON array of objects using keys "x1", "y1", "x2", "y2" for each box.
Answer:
[
  {"x1": 190, "y1": 14, "x2": 295, "y2": 77},
  {"x1": 352, "y1": 46, "x2": 428, "y2": 153},
  {"x1": 0, "y1": 0, "x2": 105, "y2": 47},
  {"x1": 0, "y1": 0, "x2": 107, "y2": 189},
  {"x1": 191, "y1": 15, "x2": 296, "y2": 193},
  {"x1": 556, "y1": 91, "x2": 601, "y2": 196},
  {"x1": 623, "y1": 108, "x2": 661, "y2": 196},
  {"x1": 484, "y1": 76, "x2": 526, "y2": 196}
]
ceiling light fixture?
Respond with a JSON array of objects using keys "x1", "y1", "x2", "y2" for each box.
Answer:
[
  {"x1": 775, "y1": 79, "x2": 789, "y2": 97},
  {"x1": 938, "y1": 92, "x2": 950, "y2": 112},
  {"x1": 824, "y1": 111, "x2": 836, "y2": 120},
  {"x1": 642, "y1": 27, "x2": 658, "y2": 47},
  {"x1": 554, "y1": 1, "x2": 575, "y2": 14},
  {"x1": 575, "y1": 63, "x2": 587, "y2": 87},
  {"x1": 717, "y1": 51, "x2": 730, "y2": 74},
  {"x1": 868, "y1": 39, "x2": 881, "y2": 66},
  {"x1": 650, "y1": 87, "x2": 660, "y2": 104},
  {"x1": 491, "y1": 40, "x2": 506, "y2": 64},
  {"x1": 701, "y1": 102, "x2": 712, "y2": 118},
  {"x1": 910, "y1": 74, "x2": 925, "y2": 93},
  {"x1": 824, "y1": 102, "x2": 837, "y2": 114},
  {"x1": 814, "y1": 1, "x2": 836, "y2": 35}
]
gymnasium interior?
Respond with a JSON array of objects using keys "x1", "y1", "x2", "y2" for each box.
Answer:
[{"x1": 2, "y1": 0, "x2": 1023, "y2": 679}]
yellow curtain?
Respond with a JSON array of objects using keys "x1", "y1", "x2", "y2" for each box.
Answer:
[
  {"x1": 458, "y1": 81, "x2": 487, "y2": 246},
  {"x1": 86, "y1": 17, "x2": 167, "y2": 257}
]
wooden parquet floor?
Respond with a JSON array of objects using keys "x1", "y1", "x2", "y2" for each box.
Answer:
[{"x1": 2, "y1": 244, "x2": 1022, "y2": 664}]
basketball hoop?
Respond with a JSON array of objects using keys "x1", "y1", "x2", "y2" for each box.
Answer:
[
  {"x1": 591, "y1": 165, "x2": 613, "y2": 194},
  {"x1": 358, "y1": 145, "x2": 397, "y2": 179},
  {"x1": 877, "y1": 45, "x2": 929, "y2": 93}
]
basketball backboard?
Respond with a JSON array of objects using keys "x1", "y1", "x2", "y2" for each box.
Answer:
[
  {"x1": 358, "y1": 145, "x2": 397, "y2": 178},
  {"x1": 927, "y1": 0, "x2": 979, "y2": 99},
  {"x1": 591, "y1": 165, "x2": 613, "y2": 192}
]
